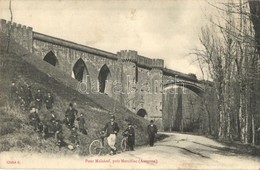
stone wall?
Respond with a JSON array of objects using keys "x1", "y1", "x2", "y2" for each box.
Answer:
[
  {"x1": 32, "y1": 32, "x2": 119, "y2": 94},
  {"x1": 0, "y1": 19, "x2": 204, "y2": 131},
  {"x1": 0, "y1": 19, "x2": 33, "y2": 52}
]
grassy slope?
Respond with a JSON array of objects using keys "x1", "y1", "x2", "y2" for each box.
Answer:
[{"x1": 0, "y1": 32, "x2": 149, "y2": 155}]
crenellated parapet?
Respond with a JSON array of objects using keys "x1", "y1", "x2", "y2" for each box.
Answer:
[
  {"x1": 117, "y1": 50, "x2": 138, "y2": 62},
  {"x1": 0, "y1": 19, "x2": 33, "y2": 52},
  {"x1": 137, "y1": 55, "x2": 164, "y2": 70},
  {"x1": 0, "y1": 19, "x2": 205, "y2": 131},
  {"x1": 117, "y1": 50, "x2": 164, "y2": 69},
  {"x1": 151, "y1": 59, "x2": 164, "y2": 69}
]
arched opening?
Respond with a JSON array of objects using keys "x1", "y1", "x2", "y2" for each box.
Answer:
[
  {"x1": 43, "y1": 51, "x2": 58, "y2": 66},
  {"x1": 137, "y1": 109, "x2": 147, "y2": 118},
  {"x1": 98, "y1": 64, "x2": 111, "y2": 93},
  {"x1": 72, "y1": 58, "x2": 89, "y2": 82}
]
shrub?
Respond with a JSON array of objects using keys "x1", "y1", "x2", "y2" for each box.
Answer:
[
  {"x1": 0, "y1": 123, "x2": 16, "y2": 136},
  {"x1": 16, "y1": 140, "x2": 25, "y2": 148},
  {"x1": 0, "y1": 140, "x2": 12, "y2": 151},
  {"x1": 21, "y1": 136, "x2": 35, "y2": 146}
]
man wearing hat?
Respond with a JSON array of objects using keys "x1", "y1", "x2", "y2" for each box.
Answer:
[
  {"x1": 24, "y1": 85, "x2": 32, "y2": 110},
  {"x1": 10, "y1": 82, "x2": 18, "y2": 101},
  {"x1": 35, "y1": 89, "x2": 43, "y2": 110},
  {"x1": 44, "y1": 92, "x2": 54, "y2": 111},
  {"x1": 76, "y1": 113, "x2": 87, "y2": 135},
  {"x1": 147, "y1": 120, "x2": 158, "y2": 146},
  {"x1": 123, "y1": 122, "x2": 135, "y2": 151},
  {"x1": 29, "y1": 107, "x2": 40, "y2": 131},
  {"x1": 65, "y1": 103, "x2": 78, "y2": 128},
  {"x1": 103, "y1": 115, "x2": 120, "y2": 155}
]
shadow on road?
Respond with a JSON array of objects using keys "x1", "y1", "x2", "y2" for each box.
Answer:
[
  {"x1": 156, "y1": 133, "x2": 170, "y2": 141},
  {"x1": 156, "y1": 143, "x2": 210, "y2": 159},
  {"x1": 191, "y1": 141, "x2": 260, "y2": 157}
]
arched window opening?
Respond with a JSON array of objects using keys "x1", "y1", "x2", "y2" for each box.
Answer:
[
  {"x1": 137, "y1": 109, "x2": 147, "y2": 118},
  {"x1": 72, "y1": 58, "x2": 89, "y2": 82},
  {"x1": 43, "y1": 51, "x2": 58, "y2": 66},
  {"x1": 98, "y1": 64, "x2": 111, "y2": 93}
]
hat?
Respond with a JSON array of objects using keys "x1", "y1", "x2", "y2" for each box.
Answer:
[
  {"x1": 128, "y1": 122, "x2": 132, "y2": 125},
  {"x1": 30, "y1": 108, "x2": 36, "y2": 113},
  {"x1": 69, "y1": 103, "x2": 73, "y2": 107},
  {"x1": 150, "y1": 120, "x2": 154, "y2": 123},
  {"x1": 110, "y1": 115, "x2": 115, "y2": 120}
]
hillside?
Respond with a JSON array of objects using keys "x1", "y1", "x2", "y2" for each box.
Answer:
[{"x1": 0, "y1": 32, "x2": 149, "y2": 155}]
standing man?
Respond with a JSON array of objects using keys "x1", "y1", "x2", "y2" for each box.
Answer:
[
  {"x1": 147, "y1": 120, "x2": 158, "y2": 147},
  {"x1": 35, "y1": 89, "x2": 43, "y2": 110},
  {"x1": 123, "y1": 122, "x2": 135, "y2": 151},
  {"x1": 65, "y1": 103, "x2": 78, "y2": 128},
  {"x1": 103, "y1": 115, "x2": 120, "y2": 155},
  {"x1": 76, "y1": 113, "x2": 87, "y2": 135},
  {"x1": 44, "y1": 92, "x2": 54, "y2": 111},
  {"x1": 10, "y1": 82, "x2": 18, "y2": 101},
  {"x1": 25, "y1": 85, "x2": 33, "y2": 110}
]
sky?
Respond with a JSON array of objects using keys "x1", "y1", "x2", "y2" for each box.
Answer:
[{"x1": 0, "y1": 0, "x2": 210, "y2": 79}]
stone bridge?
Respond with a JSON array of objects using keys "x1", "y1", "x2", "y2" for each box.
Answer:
[{"x1": 0, "y1": 19, "x2": 204, "y2": 130}]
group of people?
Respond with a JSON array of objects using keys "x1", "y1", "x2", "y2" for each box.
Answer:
[
  {"x1": 10, "y1": 81, "x2": 54, "y2": 112},
  {"x1": 28, "y1": 102, "x2": 87, "y2": 149},
  {"x1": 10, "y1": 81, "x2": 87, "y2": 149},
  {"x1": 9, "y1": 81, "x2": 158, "y2": 153},
  {"x1": 103, "y1": 115, "x2": 158, "y2": 155}
]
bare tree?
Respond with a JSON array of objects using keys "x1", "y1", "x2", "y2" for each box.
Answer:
[{"x1": 194, "y1": 0, "x2": 260, "y2": 143}]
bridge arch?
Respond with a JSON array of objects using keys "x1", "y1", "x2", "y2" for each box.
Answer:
[
  {"x1": 163, "y1": 81, "x2": 204, "y2": 96},
  {"x1": 43, "y1": 51, "x2": 58, "y2": 66},
  {"x1": 137, "y1": 108, "x2": 148, "y2": 118},
  {"x1": 72, "y1": 58, "x2": 89, "y2": 82},
  {"x1": 98, "y1": 64, "x2": 111, "y2": 93}
]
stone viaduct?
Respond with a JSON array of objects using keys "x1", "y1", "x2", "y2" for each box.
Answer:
[{"x1": 0, "y1": 19, "x2": 204, "y2": 130}]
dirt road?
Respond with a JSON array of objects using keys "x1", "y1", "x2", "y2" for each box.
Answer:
[{"x1": 1, "y1": 132, "x2": 259, "y2": 169}]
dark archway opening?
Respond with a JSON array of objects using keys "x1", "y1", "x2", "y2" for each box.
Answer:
[
  {"x1": 72, "y1": 58, "x2": 89, "y2": 82},
  {"x1": 98, "y1": 64, "x2": 111, "y2": 93},
  {"x1": 43, "y1": 51, "x2": 58, "y2": 66},
  {"x1": 137, "y1": 109, "x2": 147, "y2": 118}
]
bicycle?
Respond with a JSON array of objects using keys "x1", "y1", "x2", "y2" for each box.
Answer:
[
  {"x1": 89, "y1": 131, "x2": 106, "y2": 156},
  {"x1": 89, "y1": 131, "x2": 128, "y2": 156},
  {"x1": 120, "y1": 136, "x2": 127, "y2": 152}
]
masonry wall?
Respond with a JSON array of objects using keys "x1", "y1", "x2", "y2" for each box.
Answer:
[
  {"x1": 0, "y1": 19, "x2": 203, "y2": 132},
  {"x1": 182, "y1": 88, "x2": 203, "y2": 131},
  {"x1": 162, "y1": 85, "x2": 203, "y2": 132},
  {"x1": 32, "y1": 33, "x2": 119, "y2": 94},
  {"x1": 0, "y1": 19, "x2": 33, "y2": 52},
  {"x1": 162, "y1": 88, "x2": 177, "y2": 131},
  {"x1": 135, "y1": 64, "x2": 164, "y2": 129}
]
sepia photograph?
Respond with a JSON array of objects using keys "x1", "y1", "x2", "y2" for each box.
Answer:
[{"x1": 0, "y1": 0, "x2": 259, "y2": 169}]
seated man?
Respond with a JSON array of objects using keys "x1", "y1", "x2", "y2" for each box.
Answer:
[
  {"x1": 29, "y1": 107, "x2": 40, "y2": 131},
  {"x1": 70, "y1": 127, "x2": 79, "y2": 147}
]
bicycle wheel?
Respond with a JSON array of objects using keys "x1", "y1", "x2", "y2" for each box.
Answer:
[
  {"x1": 120, "y1": 138, "x2": 127, "y2": 152},
  {"x1": 89, "y1": 140, "x2": 103, "y2": 156}
]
